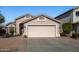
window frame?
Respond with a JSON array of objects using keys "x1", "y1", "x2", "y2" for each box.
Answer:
[{"x1": 76, "y1": 11, "x2": 79, "y2": 17}]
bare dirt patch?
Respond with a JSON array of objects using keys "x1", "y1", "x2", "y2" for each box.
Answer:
[{"x1": 0, "y1": 36, "x2": 27, "y2": 52}]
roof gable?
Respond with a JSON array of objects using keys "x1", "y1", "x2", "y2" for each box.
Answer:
[
  {"x1": 55, "y1": 7, "x2": 79, "y2": 19},
  {"x1": 23, "y1": 14, "x2": 61, "y2": 24},
  {"x1": 16, "y1": 14, "x2": 34, "y2": 20},
  {"x1": 6, "y1": 22, "x2": 15, "y2": 26},
  {"x1": 55, "y1": 9, "x2": 73, "y2": 19}
]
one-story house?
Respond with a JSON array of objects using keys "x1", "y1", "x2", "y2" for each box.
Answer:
[{"x1": 6, "y1": 14, "x2": 60, "y2": 37}]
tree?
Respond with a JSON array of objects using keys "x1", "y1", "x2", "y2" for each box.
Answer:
[
  {"x1": 0, "y1": 13, "x2": 5, "y2": 29},
  {"x1": 0, "y1": 14, "x2": 5, "y2": 24},
  {"x1": 62, "y1": 23, "x2": 72, "y2": 34},
  {"x1": 0, "y1": 13, "x2": 5, "y2": 36}
]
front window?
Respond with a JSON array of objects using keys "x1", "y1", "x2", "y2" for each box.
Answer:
[{"x1": 76, "y1": 11, "x2": 79, "y2": 16}]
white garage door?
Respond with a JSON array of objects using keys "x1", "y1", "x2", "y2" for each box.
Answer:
[{"x1": 28, "y1": 25, "x2": 56, "y2": 37}]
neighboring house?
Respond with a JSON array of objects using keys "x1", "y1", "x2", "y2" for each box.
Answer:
[
  {"x1": 6, "y1": 14, "x2": 60, "y2": 37},
  {"x1": 6, "y1": 22, "x2": 16, "y2": 35},
  {"x1": 55, "y1": 7, "x2": 79, "y2": 34}
]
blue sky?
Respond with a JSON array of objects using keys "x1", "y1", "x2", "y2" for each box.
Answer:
[{"x1": 0, "y1": 6, "x2": 76, "y2": 24}]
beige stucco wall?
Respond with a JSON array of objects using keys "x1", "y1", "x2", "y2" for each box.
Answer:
[
  {"x1": 23, "y1": 16, "x2": 60, "y2": 37},
  {"x1": 15, "y1": 16, "x2": 33, "y2": 35}
]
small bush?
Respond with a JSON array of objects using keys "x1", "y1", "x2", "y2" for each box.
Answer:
[
  {"x1": 71, "y1": 33, "x2": 79, "y2": 39},
  {"x1": 62, "y1": 23, "x2": 72, "y2": 34},
  {"x1": 5, "y1": 33, "x2": 11, "y2": 38},
  {"x1": 24, "y1": 35, "x2": 27, "y2": 38},
  {"x1": 60, "y1": 33, "x2": 67, "y2": 36},
  {"x1": 9, "y1": 27, "x2": 15, "y2": 36}
]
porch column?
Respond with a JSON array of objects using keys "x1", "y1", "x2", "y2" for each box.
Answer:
[{"x1": 16, "y1": 23, "x2": 20, "y2": 35}]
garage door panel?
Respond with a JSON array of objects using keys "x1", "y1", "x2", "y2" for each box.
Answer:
[{"x1": 28, "y1": 25, "x2": 56, "y2": 37}]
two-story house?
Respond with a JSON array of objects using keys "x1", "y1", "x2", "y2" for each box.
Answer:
[{"x1": 55, "y1": 7, "x2": 79, "y2": 34}]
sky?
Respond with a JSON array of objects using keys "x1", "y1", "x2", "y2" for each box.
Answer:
[{"x1": 0, "y1": 6, "x2": 76, "y2": 24}]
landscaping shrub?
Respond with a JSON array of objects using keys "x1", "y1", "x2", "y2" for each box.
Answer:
[
  {"x1": 71, "y1": 33, "x2": 77, "y2": 39},
  {"x1": 5, "y1": 33, "x2": 11, "y2": 38},
  {"x1": 9, "y1": 27, "x2": 15, "y2": 36},
  {"x1": 71, "y1": 33, "x2": 79, "y2": 39},
  {"x1": 62, "y1": 23, "x2": 72, "y2": 34},
  {"x1": 24, "y1": 35, "x2": 27, "y2": 38},
  {"x1": 60, "y1": 33, "x2": 67, "y2": 36}
]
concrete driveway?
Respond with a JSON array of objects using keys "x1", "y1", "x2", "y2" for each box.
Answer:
[
  {"x1": 26, "y1": 37, "x2": 79, "y2": 52},
  {"x1": 0, "y1": 36, "x2": 79, "y2": 52}
]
